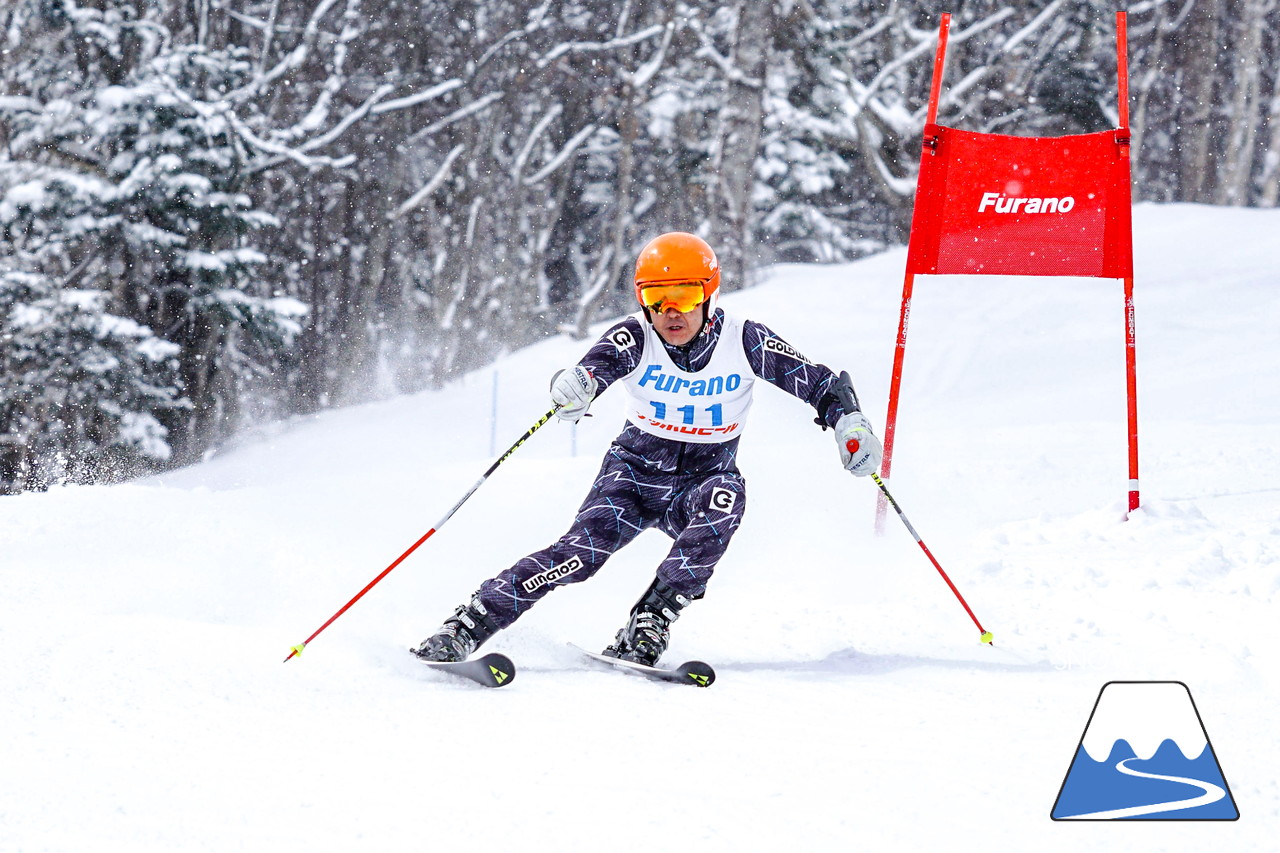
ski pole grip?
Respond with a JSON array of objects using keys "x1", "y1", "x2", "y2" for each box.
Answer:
[
  {"x1": 833, "y1": 372, "x2": 862, "y2": 454},
  {"x1": 834, "y1": 370, "x2": 859, "y2": 410},
  {"x1": 836, "y1": 367, "x2": 864, "y2": 405}
]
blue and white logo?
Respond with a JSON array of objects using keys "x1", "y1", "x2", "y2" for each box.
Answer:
[{"x1": 1051, "y1": 681, "x2": 1239, "y2": 820}]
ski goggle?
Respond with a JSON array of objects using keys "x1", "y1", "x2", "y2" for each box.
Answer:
[{"x1": 639, "y1": 281, "x2": 708, "y2": 314}]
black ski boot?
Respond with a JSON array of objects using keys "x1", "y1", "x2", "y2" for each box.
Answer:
[
  {"x1": 603, "y1": 578, "x2": 692, "y2": 666},
  {"x1": 411, "y1": 595, "x2": 499, "y2": 663}
]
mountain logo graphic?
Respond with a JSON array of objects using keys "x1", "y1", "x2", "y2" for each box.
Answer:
[{"x1": 1051, "y1": 681, "x2": 1239, "y2": 820}]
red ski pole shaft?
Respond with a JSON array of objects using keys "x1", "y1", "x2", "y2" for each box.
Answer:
[
  {"x1": 284, "y1": 405, "x2": 559, "y2": 662},
  {"x1": 832, "y1": 370, "x2": 991, "y2": 644},
  {"x1": 863, "y1": 461, "x2": 991, "y2": 644}
]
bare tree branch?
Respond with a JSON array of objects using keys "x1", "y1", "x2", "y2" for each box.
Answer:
[
  {"x1": 408, "y1": 92, "x2": 504, "y2": 144},
  {"x1": 523, "y1": 123, "x2": 598, "y2": 185},
  {"x1": 536, "y1": 24, "x2": 665, "y2": 68},
  {"x1": 512, "y1": 104, "x2": 563, "y2": 179},
  {"x1": 226, "y1": 0, "x2": 344, "y2": 104},
  {"x1": 372, "y1": 79, "x2": 464, "y2": 115},
  {"x1": 392, "y1": 144, "x2": 466, "y2": 219}
]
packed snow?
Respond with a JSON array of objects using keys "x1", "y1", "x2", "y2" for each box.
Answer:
[{"x1": 2, "y1": 204, "x2": 1276, "y2": 850}]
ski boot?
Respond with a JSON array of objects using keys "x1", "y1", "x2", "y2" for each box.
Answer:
[
  {"x1": 411, "y1": 595, "x2": 499, "y2": 663},
  {"x1": 603, "y1": 578, "x2": 691, "y2": 666}
]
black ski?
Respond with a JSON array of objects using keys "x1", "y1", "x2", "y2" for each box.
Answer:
[
  {"x1": 573, "y1": 644, "x2": 715, "y2": 688},
  {"x1": 415, "y1": 651, "x2": 515, "y2": 688}
]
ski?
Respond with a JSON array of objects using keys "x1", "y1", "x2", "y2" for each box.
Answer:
[
  {"x1": 572, "y1": 644, "x2": 715, "y2": 688},
  {"x1": 414, "y1": 651, "x2": 515, "y2": 688}
]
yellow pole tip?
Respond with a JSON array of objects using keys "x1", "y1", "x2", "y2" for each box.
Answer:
[
  {"x1": 980, "y1": 631, "x2": 993, "y2": 644},
  {"x1": 291, "y1": 644, "x2": 306, "y2": 656}
]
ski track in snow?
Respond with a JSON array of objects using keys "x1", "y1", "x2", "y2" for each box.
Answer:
[{"x1": 1057, "y1": 757, "x2": 1227, "y2": 820}]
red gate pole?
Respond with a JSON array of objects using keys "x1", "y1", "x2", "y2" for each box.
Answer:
[
  {"x1": 924, "y1": 13, "x2": 951, "y2": 126},
  {"x1": 1124, "y1": 276, "x2": 1139, "y2": 513},
  {"x1": 1117, "y1": 11, "x2": 1130, "y2": 129},
  {"x1": 877, "y1": 13, "x2": 950, "y2": 534},
  {"x1": 876, "y1": 272, "x2": 915, "y2": 534},
  {"x1": 1116, "y1": 11, "x2": 1139, "y2": 514}
]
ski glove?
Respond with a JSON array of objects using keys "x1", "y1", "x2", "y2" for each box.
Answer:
[
  {"x1": 550, "y1": 365, "x2": 598, "y2": 423},
  {"x1": 835, "y1": 411, "x2": 883, "y2": 477}
]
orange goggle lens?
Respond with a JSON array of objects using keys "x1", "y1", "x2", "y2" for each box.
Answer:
[{"x1": 639, "y1": 282, "x2": 707, "y2": 314}]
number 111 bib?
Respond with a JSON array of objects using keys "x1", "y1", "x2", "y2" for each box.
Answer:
[{"x1": 619, "y1": 311, "x2": 755, "y2": 444}]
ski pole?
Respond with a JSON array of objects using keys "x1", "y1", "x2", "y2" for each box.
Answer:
[
  {"x1": 284, "y1": 405, "x2": 560, "y2": 662},
  {"x1": 833, "y1": 372, "x2": 992, "y2": 645},
  {"x1": 867, "y1": 472, "x2": 992, "y2": 645}
]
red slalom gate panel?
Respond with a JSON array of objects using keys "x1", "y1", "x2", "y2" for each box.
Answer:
[
  {"x1": 905, "y1": 125, "x2": 1133, "y2": 279},
  {"x1": 878, "y1": 11, "x2": 1139, "y2": 533}
]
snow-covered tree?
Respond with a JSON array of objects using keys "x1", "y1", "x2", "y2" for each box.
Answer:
[
  {"x1": 0, "y1": 265, "x2": 186, "y2": 493},
  {"x1": 1, "y1": 0, "x2": 350, "y2": 466}
]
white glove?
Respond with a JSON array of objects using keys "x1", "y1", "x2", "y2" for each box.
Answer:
[
  {"x1": 550, "y1": 365, "x2": 597, "y2": 423},
  {"x1": 835, "y1": 411, "x2": 883, "y2": 476}
]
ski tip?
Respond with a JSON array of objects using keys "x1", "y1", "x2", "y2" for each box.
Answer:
[
  {"x1": 678, "y1": 661, "x2": 716, "y2": 688},
  {"x1": 482, "y1": 653, "x2": 516, "y2": 687},
  {"x1": 412, "y1": 650, "x2": 516, "y2": 688}
]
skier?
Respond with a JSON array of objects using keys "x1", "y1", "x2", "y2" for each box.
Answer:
[{"x1": 413, "y1": 232, "x2": 882, "y2": 667}]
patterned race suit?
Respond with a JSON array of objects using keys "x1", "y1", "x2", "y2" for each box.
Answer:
[{"x1": 475, "y1": 307, "x2": 856, "y2": 629}]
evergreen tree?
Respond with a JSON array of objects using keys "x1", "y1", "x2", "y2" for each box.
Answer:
[
  {"x1": 0, "y1": 265, "x2": 186, "y2": 493},
  {"x1": 0, "y1": 2, "x2": 304, "y2": 466}
]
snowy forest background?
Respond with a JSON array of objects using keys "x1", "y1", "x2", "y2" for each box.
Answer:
[{"x1": 2, "y1": 0, "x2": 1278, "y2": 494}]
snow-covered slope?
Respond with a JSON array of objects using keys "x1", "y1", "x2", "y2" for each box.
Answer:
[{"x1": 2, "y1": 204, "x2": 1277, "y2": 851}]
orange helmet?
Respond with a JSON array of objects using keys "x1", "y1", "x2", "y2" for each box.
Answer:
[{"x1": 633, "y1": 232, "x2": 721, "y2": 314}]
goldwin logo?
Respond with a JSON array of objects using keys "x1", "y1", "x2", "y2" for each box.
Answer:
[
  {"x1": 763, "y1": 337, "x2": 812, "y2": 365},
  {"x1": 522, "y1": 555, "x2": 584, "y2": 593},
  {"x1": 978, "y1": 192, "x2": 1076, "y2": 214}
]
